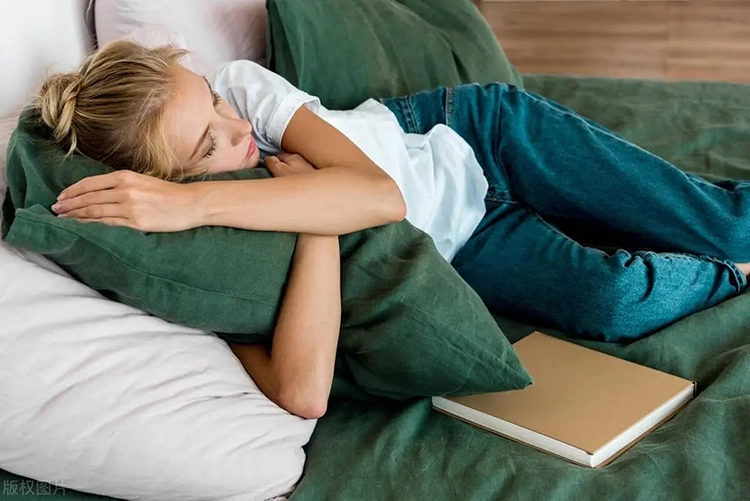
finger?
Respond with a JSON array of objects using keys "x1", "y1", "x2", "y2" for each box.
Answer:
[
  {"x1": 58, "y1": 204, "x2": 126, "y2": 220},
  {"x1": 266, "y1": 156, "x2": 291, "y2": 167},
  {"x1": 279, "y1": 153, "x2": 304, "y2": 164},
  {"x1": 266, "y1": 158, "x2": 290, "y2": 176},
  {"x1": 75, "y1": 217, "x2": 134, "y2": 228},
  {"x1": 52, "y1": 190, "x2": 124, "y2": 214},
  {"x1": 58, "y1": 171, "x2": 126, "y2": 201}
]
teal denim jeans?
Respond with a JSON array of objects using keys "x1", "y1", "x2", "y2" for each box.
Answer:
[{"x1": 381, "y1": 83, "x2": 748, "y2": 342}]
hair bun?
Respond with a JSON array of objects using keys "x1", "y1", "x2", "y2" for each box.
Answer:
[{"x1": 37, "y1": 71, "x2": 84, "y2": 154}]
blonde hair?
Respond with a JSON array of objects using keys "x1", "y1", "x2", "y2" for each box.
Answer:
[{"x1": 36, "y1": 40, "x2": 191, "y2": 180}]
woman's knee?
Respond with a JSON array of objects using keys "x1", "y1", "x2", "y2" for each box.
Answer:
[
  {"x1": 564, "y1": 256, "x2": 664, "y2": 342},
  {"x1": 571, "y1": 290, "x2": 650, "y2": 343}
]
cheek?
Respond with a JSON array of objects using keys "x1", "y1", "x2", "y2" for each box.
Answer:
[
  {"x1": 211, "y1": 141, "x2": 256, "y2": 172},
  {"x1": 204, "y1": 163, "x2": 234, "y2": 174},
  {"x1": 203, "y1": 148, "x2": 245, "y2": 174},
  {"x1": 219, "y1": 101, "x2": 240, "y2": 120},
  {"x1": 247, "y1": 148, "x2": 261, "y2": 168}
]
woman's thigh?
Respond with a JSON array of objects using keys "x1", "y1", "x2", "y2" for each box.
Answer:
[{"x1": 449, "y1": 83, "x2": 750, "y2": 262}]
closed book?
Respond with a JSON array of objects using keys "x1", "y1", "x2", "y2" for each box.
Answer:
[{"x1": 432, "y1": 332, "x2": 695, "y2": 468}]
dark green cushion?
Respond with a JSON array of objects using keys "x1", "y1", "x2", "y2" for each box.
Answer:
[
  {"x1": 266, "y1": 0, "x2": 523, "y2": 111},
  {"x1": 1, "y1": 108, "x2": 531, "y2": 401}
]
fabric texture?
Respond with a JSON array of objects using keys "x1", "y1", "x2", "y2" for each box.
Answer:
[
  {"x1": 211, "y1": 60, "x2": 488, "y2": 262},
  {"x1": 0, "y1": 240, "x2": 314, "y2": 501},
  {"x1": 94, "y1": 0, "x2": 269, "y2": 73},
  {"x1": 1, "y1": 107, "x2": 531, "y2": 403},
  {"x1": 382, "y1": 83, "x2": 748, "y2": 342},
  {"x1": 266, "y1": 0, "x2": 523, "y2": 111},
  {"x1": 282, "y1": 74, "x2": 750, "y2": 501}
]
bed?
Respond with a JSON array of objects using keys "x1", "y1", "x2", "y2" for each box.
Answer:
[{"x1": 3, "y1": 2, "x2": 750, "y2": 500}]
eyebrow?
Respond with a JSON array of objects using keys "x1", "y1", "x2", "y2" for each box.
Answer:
[{"x1": 188, "y1": 78, "x2": 214, "y2": 161}]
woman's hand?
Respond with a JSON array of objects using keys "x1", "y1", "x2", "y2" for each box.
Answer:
[
  {"x1": 265, "y1": 152, "x2": 316, "y2": 177},
  {"x1": 51, "y1": 170, "x2": 199, "y2": 232}
]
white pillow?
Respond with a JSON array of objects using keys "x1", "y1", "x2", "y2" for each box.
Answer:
[
  {"x1": 0, "y1": 0, "x2": 93, "y2": 118},
  {"x1": 124, "y1": 24, "x2": 196, "y2": 71},
  {"x1": 0, "y1": 116, "x2": 18, "y2": 208},
  {"x1": 95, "y1": 0, "x2": 267, "y2": 75},
  {"x1": 0, "y1": 240, "x2": 316, "y2": 501}
]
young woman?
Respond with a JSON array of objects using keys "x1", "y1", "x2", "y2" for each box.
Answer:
[{"x1": 39, "y1": 41, "x2": 750, "y2": 418}]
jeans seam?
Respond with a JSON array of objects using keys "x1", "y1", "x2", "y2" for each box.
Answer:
[
  {"x1": 396, "y1": 98, "x2": 415, "y2": 134},
  {"x1": 648, "y1": 251, "x2": 747, "y2": 293},
  {"x1": 406, "y1": 96, "x2": 420, "y2": 134},
  {"x1": 485, "y1": 194, "x2": 517, "y2": 204},
  {"x1": 489, "y1": 85, "x2": 514, "y2": 204},
  {"x1": 703, "y1": 256, "x2": 748, "y2": 292},
  {"x1": 685, "y1": 172, "x2": 750, "y2": 194},
  {"x1": 659, "y1": 252, "x2": 700, "y2": 261},
  {"x1": 445, "y1": 87, "x2": 454, "y2": 129}
]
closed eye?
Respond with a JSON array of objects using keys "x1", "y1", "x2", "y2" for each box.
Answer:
[
  {"x1": 202, "y1": 78, "x2": 222, "y2": 160},
  {"x1": 203, "y1": 132, "x2": 217, "y2": 159}
]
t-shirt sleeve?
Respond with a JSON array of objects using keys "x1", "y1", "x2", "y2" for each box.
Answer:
[{"x1": 208, "y1": 60, "x2": 321, "y2": 156}]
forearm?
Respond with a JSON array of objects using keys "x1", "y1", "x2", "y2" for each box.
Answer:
[
  {"x1": 193, "y1": 167, "x2": 404, "y2": 235},
  {"x1": 229, "y1": 233, "x2": 341, "y2": 419}
]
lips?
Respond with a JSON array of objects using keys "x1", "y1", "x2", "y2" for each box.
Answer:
[{"x1": 246, "y1": 137, "x2": 257, "y2": 158}]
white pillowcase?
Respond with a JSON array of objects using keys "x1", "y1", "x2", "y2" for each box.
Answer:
[
  {"x1": 124, "y1": 24, "x2": 196, "y2": 71},
  {"x1": 0, "y1": 116, "x2": 18, "y2": 208},
  {"x1": 0, "y1": 240, "x2": 316, "y2": 501},
  {"x1": 0, "y1": 0, "x2": 93, "y2": 118},
  {"x1": 95, "y1": 0, "x2": 268, "y2": 75}
]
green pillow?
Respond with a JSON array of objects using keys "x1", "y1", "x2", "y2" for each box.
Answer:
[
  {"x1": 267, "y1": 0, "x2": 523, "y2": 110},
  {"x1": 2, "y1": 108, "x2": 531, "y2": 401}
]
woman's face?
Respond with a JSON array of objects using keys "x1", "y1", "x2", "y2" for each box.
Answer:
[{"x1": 162, "y1": 64, "x2": 261, "y2": 175}]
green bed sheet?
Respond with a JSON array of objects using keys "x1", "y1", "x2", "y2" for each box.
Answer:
[{"x1": 3, "y1": 74, "x2": 750, "y2": 500}]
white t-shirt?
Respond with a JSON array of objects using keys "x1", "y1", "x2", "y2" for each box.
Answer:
[{"x1": 209, "y1": 60, "x2": 488, "y2": 262}]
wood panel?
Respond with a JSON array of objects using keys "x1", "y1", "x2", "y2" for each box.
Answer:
[
  {"x1": 667, "y1": 4, "x2": 750, "y2": 82},
  {"x1": 481, "y1": 1, "x2": 750, "y2": 82}
]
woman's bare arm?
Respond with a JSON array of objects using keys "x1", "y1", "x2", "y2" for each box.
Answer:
[
  {"x1": 191, "y1": 107, "x2": 406, "y2": 235},
  {"x1": 228, "y1": 233, "x2": 341, "y2": 419},
  {"x1": 53, "y1": 107, "x2": 406, "y2": 234}
]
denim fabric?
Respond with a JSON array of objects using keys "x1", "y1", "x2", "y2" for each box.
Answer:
[{"x1": 381, "y1": 83, "x2": 749, "y2": 342}]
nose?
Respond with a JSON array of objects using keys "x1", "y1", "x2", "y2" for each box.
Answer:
[{"x1": 230, "y1": 118, "x2": 253, "y2": 147}]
